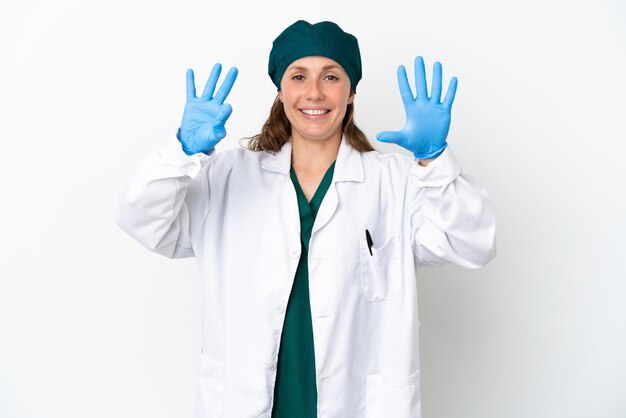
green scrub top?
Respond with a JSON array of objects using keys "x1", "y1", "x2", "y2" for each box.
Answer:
[{"x1": 271, "y1": 161, "x2": 336, "y2": 418}]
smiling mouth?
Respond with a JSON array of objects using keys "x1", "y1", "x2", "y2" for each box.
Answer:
[{"x1": 300, "y1": 109, "x2": 331, "y2": 115}]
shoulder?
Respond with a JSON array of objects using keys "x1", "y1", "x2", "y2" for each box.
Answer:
[
  {"x1": 360, "y1": 149, "x2": 415, "y2": 177},
  {"x1": 211, "y1": 146, "x2": 270, "y2": 170}
]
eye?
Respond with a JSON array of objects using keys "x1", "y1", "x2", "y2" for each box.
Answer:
[
  {"x1": 292, "y1": 75, "x2": 305, "y2": 81},
  {"x1": 325, "y1": 75, "x2": 339, "y2": 81}
]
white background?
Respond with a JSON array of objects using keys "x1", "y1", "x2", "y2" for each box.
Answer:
[{"x1": 1, "y1": 0, "x2": 625, "y2": 417}]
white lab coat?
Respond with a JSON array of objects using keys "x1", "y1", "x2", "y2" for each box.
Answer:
[{"x1": 116, "y1": 136, "x2": 496, "y2": 418}]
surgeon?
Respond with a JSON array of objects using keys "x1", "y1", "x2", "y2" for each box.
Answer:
[{"x1": 117, "y1": 19, "x2": 496, "y2": 418}]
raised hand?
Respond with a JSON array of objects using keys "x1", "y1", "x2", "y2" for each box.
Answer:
[
  {"x1": 376, "y1": 56, "x2": 457, "y2": 160},
  {"x1": 179, "y1": 63, "x2": 238, "y2": 155}
]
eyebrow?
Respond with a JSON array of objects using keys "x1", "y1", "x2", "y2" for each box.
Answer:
[{"x1": 287, "y1": 65, "x2": 342, "y2": 72}]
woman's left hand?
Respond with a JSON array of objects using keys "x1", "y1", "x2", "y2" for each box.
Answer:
[{"x1": 376, "y1": 56, "x2": 457, "y2": 160}]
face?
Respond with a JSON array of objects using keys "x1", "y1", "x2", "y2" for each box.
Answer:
[{"x1": 279, "y1": 56, "x2": 354, "y2": 145}]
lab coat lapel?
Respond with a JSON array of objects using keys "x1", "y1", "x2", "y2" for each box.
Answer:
[
  {"x1": 260, "y1": 140, "x2": 292, "y2": 176},
  {"x1": 260, "y1": 141, "x2": 301, "y2": 244},
  {"x1": 312, "y1": 136, "x2": 364, "y2": 235}
]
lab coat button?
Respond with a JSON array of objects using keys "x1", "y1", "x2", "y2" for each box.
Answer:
[
  {"x1": 260, "y1": 414, "x2": 270, "y2": 418},
  {"x1": 290, "y1": 248, "x2": 301, "y2": 258},
  {"x1": 277, "y1": 304, "x2": 286, "y2": 313},
  {"x1": 266, "y1": 361, "x2": 277, "y2": 371}
]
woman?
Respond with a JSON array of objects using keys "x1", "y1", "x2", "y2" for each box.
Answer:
[{"x1": 117, "y1": 20, "x2": 496, "y2": 418}]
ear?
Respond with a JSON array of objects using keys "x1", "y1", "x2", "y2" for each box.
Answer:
[
  {"x1": 347, "y1": 89, "x2": 355, "y2": 105},
  {"x1": 278, "y1": 93, "x2": 283, "y2": 102}
]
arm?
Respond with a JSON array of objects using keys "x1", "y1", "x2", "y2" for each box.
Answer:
[
  {"x1": 409, "y1": 148, "x2": 496, "y2": 268},
  {"x1": 116, "y1": 63, "x2": 238, "y2": 258},
  {"x1": 378, "y1": 56, "x2": 495, "y2": 267},
  {"x1": 418, "y1": 158, "x2": 435, "y2": 167},
  {"x1": 116, "y1": 140, "x2": 213, "y2": 258}
]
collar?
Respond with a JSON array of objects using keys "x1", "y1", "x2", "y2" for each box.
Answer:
[
  {"x1": 260, "y1": 135, "x2": 364, "y2": 183},
  {"x1": 260, "y1": 140, "x2": 292, "y2": 175}
]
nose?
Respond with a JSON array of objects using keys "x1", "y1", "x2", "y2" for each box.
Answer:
[{"x1": 306, "y1": 79, "x2": 324, "y2": 100}]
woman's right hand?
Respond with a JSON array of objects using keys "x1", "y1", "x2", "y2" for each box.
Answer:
[{"x1": 179, "y1": 63, "x2": 238, "y2": 155}]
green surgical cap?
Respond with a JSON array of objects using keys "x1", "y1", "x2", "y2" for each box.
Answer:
[{"x1": 268, "y1": 20, "x2": 362, "y2": 92}]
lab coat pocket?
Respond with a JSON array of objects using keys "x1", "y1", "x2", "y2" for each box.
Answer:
[
  {"x1": 366, "y1": 369, "x2": 421, "y2": 418},
  {"x1": 196, "y1": 353, "x2": 224, "y2": 418},
  {"x1": 360, "y1": 235, "x2": 402, "y2": 301}
]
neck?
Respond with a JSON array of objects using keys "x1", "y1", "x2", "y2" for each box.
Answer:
[{"x1": 291, "y1": 131, "x2": 342, "y2": 172}]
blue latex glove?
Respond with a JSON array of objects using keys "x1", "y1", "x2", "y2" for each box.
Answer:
[
  {"x1": 179, "y1": 63, "x2": 238, "y2": 155},
  {"x1": 376, "y1": 56, "x2": 457, "y2": 159}
]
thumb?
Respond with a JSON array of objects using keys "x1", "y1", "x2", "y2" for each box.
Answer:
[
  {"x1": 376, "y1": 130, "x2": 404, "y2": 145},
  {"x1": 214, "y1": 103, "x2": 233, "y2": 125}
]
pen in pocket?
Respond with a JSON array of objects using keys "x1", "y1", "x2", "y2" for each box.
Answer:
[{"x1": 365, "y1": 229, "x2": 374, "y2": 256}]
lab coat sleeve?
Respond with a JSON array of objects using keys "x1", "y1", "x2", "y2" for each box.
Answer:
[
  {"x1": 409, "y1": 148, "x2": 496, "y2": 268},
  {"x1": 116, "y1": 138, "x2": 214, "y2": 259}
]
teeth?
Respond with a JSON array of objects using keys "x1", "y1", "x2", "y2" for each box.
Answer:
[{"x1": 301, "y1": 109, "x2": 329, "y2": 115}]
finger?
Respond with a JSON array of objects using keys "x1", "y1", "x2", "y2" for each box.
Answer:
[
  {"x1": 212, "y1": 124, "x2": 227, "y2": 142},
  {"x1": 413, "y1": 56, "x2": 428, "y2": 101},
  {"x1": 430, "y1": 61, "x2": 442, "y2": 103},
  {"x1": 213, "y1": 103, "x2": 233, "y2": 125},
  {"x1": 376, "y1": 130, "x2": 404, "y2": 145},
  {"x1": 213, "y1": 67, "x2": 239, "y2": 104},
  {"x1": 186, "y1": 69, "x2": 196, "y2": 100},
  {"x1": 442, "y1": 77, "x2": 458, "y2": 110},
  {"x1": 396, "y1": 65, "x2": 414, "y2": 105},
  {"x1": 201, "y1": 63, "x2": 223, "y2": 99}
]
